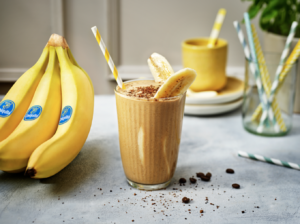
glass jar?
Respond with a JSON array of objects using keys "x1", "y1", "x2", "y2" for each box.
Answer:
[{"x1": 242, "y1": 53, "x2": 297, "y2": 136}]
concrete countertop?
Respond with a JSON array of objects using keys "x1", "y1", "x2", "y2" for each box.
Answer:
[{"x1": 1, "y1": 95, "x2": 300, "y2": 224}]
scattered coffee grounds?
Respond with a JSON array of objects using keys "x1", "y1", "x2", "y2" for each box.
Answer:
[
  {"x1": 196, "y1": 172, "x2": 205, "y2": 178},
  {"x1": 232, "y1": 183, "x2": 240, "y2": 189},
  {"x1": 205, "y1": 197, "x2": 209, "y2": 204},
  {"x1": 68, "y1": 169, "x2": 252, "y2": 221},
  {"x1": 179, "y1": 178, "x2": 186, "y2": 184},
  {"x1": 226, "y1": 168, "x2": 234, "y2": 174},
  {"x1": 189, "y1": 178, "x2": 197, "y2": 183},
  {"x1": 182, "y1": 197, "x2": 190, "y2": 204},
  {"x1": 200, "y1": 176, "x2": 210, "y2": 182}
]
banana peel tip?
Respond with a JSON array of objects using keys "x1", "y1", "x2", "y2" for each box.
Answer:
[{"x1": 24, "y1": 168, "x2": 36, "y2": 178}]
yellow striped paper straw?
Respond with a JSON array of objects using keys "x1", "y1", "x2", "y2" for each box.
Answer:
[
  {"x1": 251, "y1": 25, "x2": 286, "y2": 131},
  {"x1": 278, "y1": 40, "x2": 300, "y2": 83},
  {"x1": 251, "y1": 39, "x2": 300, "y2": 122},
  {"x1": 207, "y1": 8, "x2": 226, "y2": 47},
  {"x1": 91, "y1": 26, "x2": 125, "y2": 89}
]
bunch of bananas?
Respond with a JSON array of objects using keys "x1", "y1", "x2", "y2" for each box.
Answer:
[{"x1": 0, "y1": 34, "x2": 94, "y2": 178}]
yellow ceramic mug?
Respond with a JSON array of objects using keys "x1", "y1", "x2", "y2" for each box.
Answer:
[{"x1": 182, "y1": 38, "x2": 227, "y2": 92}]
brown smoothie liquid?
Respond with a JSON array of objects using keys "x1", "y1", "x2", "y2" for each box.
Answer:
[{"x1": 115, "y1": 80, "x2": 185, "y2": 185}]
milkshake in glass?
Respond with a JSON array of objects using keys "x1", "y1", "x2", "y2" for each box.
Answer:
[{"x1": 115, "y1": 54, "x2": 196, "y2": 190}]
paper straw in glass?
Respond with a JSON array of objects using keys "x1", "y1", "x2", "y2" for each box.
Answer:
[
  {"x1": 278, "y1": 39, "x2": 300, "y2": 84},
  {"x1": 207, "y1": 9, "x2": 226, "y2": 47},
  {"x1": 257, "y1": 21, "x2": 298, "y2": 132},
  {"x1": 233, "y1": 21, "x2": 251, "y2": 61},
  {"x1": 91, "y1": 26, "x2": 125, "y2": 89},
  {"x1": 251, "y1": 25, "x2": 286, "y2": 132},
  {"x1": 243, "y1": 13, "x2": 271, "y2": 127},
  {"x1": 234, "y1": 20, "x2": 273, "y2": 130},
  {"x1": 252, "y1": 39, "x2": 300, "y2": 123}
]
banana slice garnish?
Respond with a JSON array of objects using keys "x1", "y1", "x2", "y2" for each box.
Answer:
[
  {"x1": 147, "y1": 53, "x2": 174, "y2": 82},
  {"x1": 154, "y1": 68, "x2": 197, "y2": 99}
]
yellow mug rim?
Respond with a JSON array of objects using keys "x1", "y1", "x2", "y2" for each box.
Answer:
[{"x1": 182, "y1": 37, "x2": 227, "y2": 50}]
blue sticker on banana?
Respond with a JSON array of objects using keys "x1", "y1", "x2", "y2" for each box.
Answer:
[
  {"x1": 0, "y1": 100, "x2": 15, "y2": 118},
  {"x1": 59, "y1": 106, "x2": 73, "y2": 125},
  {"x1": 24, "y1": 105, "x2": 42, "y2": 121}
]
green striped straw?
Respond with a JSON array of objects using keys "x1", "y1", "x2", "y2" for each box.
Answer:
[
  {"x1": 233, "y1": 21, "x2": 251, "y2": 61},
  {"x1": 243, "y1": 13, "x2": 271, "y2": 127},
  {"x1": 257, "y1": 21, "x2": 298, "y2": 133},
  {"x1": 233, "y1": 21, "x2": 259, "y2": 84},
  {"x1": 238, "y1": 151, "x2": 300, "y2": 170}
]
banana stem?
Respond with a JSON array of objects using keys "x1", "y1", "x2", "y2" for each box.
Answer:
[
  {"x1": 47, "y1": 47, "x2": 58, "y2": 74},
  {"x1": 47, "y1": 34, "x2": 68, "y2": 48}
]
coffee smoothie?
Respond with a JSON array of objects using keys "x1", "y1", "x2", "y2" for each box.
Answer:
[
  {"x1": 115, "y1": 53, "x2": 196, "y2": 190},
  {"x1": 115, "y1": 80, "x2": 185, "y2": 187}
]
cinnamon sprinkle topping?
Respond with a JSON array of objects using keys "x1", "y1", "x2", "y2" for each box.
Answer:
[{"x1": 126, "y1": 85, "x2": 161, "y2": 99}]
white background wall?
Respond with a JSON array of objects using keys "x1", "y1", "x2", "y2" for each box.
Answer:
[
  {"x1": 0, "y1": 1, "x2": 52, "y2": 68},
  {"x1": 120, "y1": 0, "x2": 262, "y2": 67},
  {"x1": 0, "y1": 0, "x2": 261, "y2": 94}
]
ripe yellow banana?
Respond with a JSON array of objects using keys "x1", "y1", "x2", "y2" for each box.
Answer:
[
  {"x1": 0, "y1": 47, "x2": 61, "y2": 173},
  {"x1": 67, "y1": 48, "x2": 94, "y2": 95},
  {"x1": 148, "y1": 53, "x2": 174, "y2": 82},
  {"x1": 26, "y1": 40, "x2": 94, "y2": 179},
  {"x1": 0, "y1": 47, "x2": 49, "y2": 142},
  {"x1": 154, "y1": 68, "x2": 197, "y2": 99}
]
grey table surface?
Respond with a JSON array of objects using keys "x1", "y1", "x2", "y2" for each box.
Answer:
[{"x1": 0, "y1": 95, "x2": 300, "y2": 224}]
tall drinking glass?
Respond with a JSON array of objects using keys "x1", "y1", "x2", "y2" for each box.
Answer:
[{"x1": 115, "y1": 80, "x2": 186, "y2": 190}]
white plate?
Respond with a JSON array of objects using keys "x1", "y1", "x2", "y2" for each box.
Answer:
[
  {"x1": 184, "y1": 98, "x2": 243, "y2": 115},
  {"x1": 186, "y1": 77, "x2": 243, "y2": 105}
]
